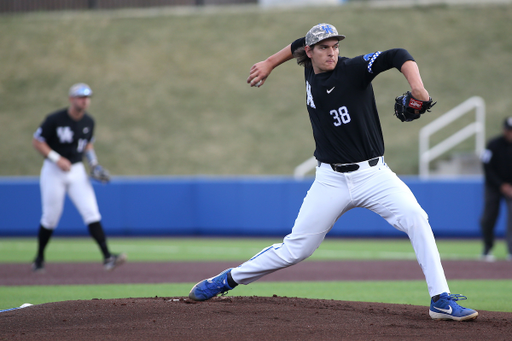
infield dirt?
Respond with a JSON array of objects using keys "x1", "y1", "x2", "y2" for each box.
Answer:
[{"x1": 1, "y1": 260, "x2": 511, "y2": 340}]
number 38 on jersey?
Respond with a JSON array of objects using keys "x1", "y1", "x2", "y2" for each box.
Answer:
[{"x1": 330, "y1": 106, "x2": 351, "y2": 126}]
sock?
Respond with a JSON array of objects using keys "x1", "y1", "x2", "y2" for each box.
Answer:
[
  {"x1": 227, "y1": 271, "x2": 238, "y2": 288},
  {"x1": 88, "y1": 221, "x2": 111, "y2": 259},
  {"x1": 36, "y1": 225, "x2": 54, "y2": 260},
  {"x1": 431, "y1": 293, "x2": 449, "y2": 303}
]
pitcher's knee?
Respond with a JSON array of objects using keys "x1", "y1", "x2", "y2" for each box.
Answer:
[
  {"x1": 279, "y1": 244, "x2": 316, "y2": 264},
  {"x1": 278, "y1": 233, "x2": 324, "y2": 264}
]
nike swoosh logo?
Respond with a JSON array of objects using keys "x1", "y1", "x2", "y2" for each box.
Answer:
[
  {"x1": 327, "y1": 87, "x2": 335, "y2": 94},
  {"x1": 435, "y1": 306, "x2": 452, "y2": 314}
]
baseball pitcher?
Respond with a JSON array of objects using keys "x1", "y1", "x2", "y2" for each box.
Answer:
[{"x1": 188, "y1": 23, "x2": 477, "y2": 322}]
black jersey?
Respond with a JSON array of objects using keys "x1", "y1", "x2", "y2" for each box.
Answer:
[
  {"x1": 34, "y1": 108, "x2": 95, "y2": 164},
  {"x1": 482, "y1": 136, "x2": 512, "y2": 188},
  {"x1": 291, "y1": 39, "x2": 414, "y2": 164}
]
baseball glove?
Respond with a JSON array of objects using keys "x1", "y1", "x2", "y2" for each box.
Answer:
[
  {"x1": 90, "y1": 164, "x2": 110, "y2": 183},
  {"x1": 394, "y1": 91, "x2": 436, "y2": 122}
]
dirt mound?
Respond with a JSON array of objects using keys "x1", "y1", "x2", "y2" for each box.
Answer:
[
  {"x1": 1, "y1": 296, "x2": 511, "y2": 340},
  {"x1": 2, "y1": 260, "x2": 512, "y2": 340}
]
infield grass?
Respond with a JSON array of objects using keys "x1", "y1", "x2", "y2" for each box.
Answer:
[
  {"x1": 2, "y1": 280, "x2": 510, "y2": 313},
  {"x1": 1, "y1": 237, "x2": 505, "y2": 263},
  {"x1": 1, "y1": 237, "x2": 511, "y2": 312}
]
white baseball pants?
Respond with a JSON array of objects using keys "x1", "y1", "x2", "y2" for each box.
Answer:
[
  {"x1": 231, "y1": 158, "x2": 450, "y2": 297},
  {"x1": 39, "y1": 160, "x2": 101, "y2": 229}
]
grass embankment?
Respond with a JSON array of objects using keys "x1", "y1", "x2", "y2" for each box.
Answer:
[{"x1": 1, "y1": 3, "x2": 512, "y2": 176}]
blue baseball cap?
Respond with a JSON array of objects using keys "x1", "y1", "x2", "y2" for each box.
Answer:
[{"x1": 69, "y1": 83, "x2": 93, "y2": 97}]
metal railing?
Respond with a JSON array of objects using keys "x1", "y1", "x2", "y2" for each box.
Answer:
[
  {"x1": 293, "y1": 156, "x2": 317, "y2": 180},
  {"x1": 419, "y1": 96, "x2": 486, "y2": 179}
]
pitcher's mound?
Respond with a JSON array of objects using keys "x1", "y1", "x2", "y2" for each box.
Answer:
[{"x1": 2, "y1": 296, "x2": 511, "y2": 340}]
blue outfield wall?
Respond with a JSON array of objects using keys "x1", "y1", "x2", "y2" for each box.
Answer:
[{"x1": 0, "y1": 176, "x2": 507, "y2": 238}]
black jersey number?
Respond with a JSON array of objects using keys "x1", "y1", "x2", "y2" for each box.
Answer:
[{"x1": 330, "y1": 106, "x2": 351, "y2": 126}]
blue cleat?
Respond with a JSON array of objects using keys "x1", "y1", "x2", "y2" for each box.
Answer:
[
  {"x1": 189, "y1": 268, "x2": 235, "y2": 301},
  {"x1": 429, "y1": 293, "x2": 478, "y2": 321}
]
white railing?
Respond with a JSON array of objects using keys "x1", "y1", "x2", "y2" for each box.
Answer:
[
  {"x1": 419, "y1": 96, "x2": 485, "y2": 179},
  {"x1": 293, "y1": 156, "x2": 317, "y2": 180}
]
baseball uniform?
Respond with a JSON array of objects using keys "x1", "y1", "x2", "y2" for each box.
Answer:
[
  {"x1": 32, "y1": 83, "x2": 125, "y2": 272},
  {"x1": 189, "y1": 23, "x2": 477, "y2": 322}
]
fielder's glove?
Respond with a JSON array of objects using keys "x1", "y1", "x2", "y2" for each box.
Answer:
[
  {"x1": 394, "y1": 91, "x2": 436, "y2": 122},
  {"x1": 90, "y1": 164, "x2": 110, "y2": 183}
]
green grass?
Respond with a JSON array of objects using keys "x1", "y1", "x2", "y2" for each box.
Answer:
[
  {"x1": 1, "y1": 237, "x2": 504, "y2": 263},
  {"x1": 1, "y1": 3, "x2": 512, "y2": 176},
  {"x1": 1, "y1": 237, "x2": 511, "y2": 312},
  {"x1": 2, "y1": 280, "x2": 510, "y2": 312}
]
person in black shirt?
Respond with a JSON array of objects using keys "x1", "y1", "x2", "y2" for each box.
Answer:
[
  {"x1": 32, "y1": 83, "x2": 126, "y2": 273},
  {"x1": 188, "y1": 23, "x2": 477, "y2": 321},
  {"x1": 480, "y1": 117, "x2": 512, "y2": 261}
]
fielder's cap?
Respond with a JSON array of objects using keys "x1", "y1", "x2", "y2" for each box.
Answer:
[
  {"x1": 69, "y1": 83, "x2": 93, "y2": 97},
  {"x1": 305, "y1": 23, "x2": 345, "y2": 46},
  {"x1": 504, "y1": 117, "x2": 512, "y2": 130}
]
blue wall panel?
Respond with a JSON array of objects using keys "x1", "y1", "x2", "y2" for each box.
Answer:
[
  {"x1": 1, "y1": 179, "x2": 42, "y2": 235},
  {"x1": 0, "y1": 176, "x2": 506, "y2": 238},
  {"x1": 195, "y1": 180, "x2": 242, "y2": 235}
]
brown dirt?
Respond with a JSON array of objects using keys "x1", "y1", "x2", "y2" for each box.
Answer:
[{"x1": 1, "y1": 260, "x2": 512, "y2": 340}]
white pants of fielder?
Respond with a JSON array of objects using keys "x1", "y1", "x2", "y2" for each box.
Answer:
[
  {"x1": 231, "y1": 157, "x2": 450, "y2": 297},
  {"x1": 40, "y1": 160, "x2": 101, "y2": 229}
]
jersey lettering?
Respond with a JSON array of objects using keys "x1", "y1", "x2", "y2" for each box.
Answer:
[
  {"x1": 330, "y1": 106, "x2": 351, "y2": 126},
  {"x1": 306, "y1": 81, "x2": 316, "y2": 109},
  {"x1": 57, "y1": 126, "x2": 74, "y2": 143},
  {"x1": 77, "y1": 139, "x2": 88, "y2": 152}
]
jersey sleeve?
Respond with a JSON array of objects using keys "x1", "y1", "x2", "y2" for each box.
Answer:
[
  {"x1": 349, "y1": 48, "x2": 415, "y2": 87},
  {"x1": 372, "y1": 48, "x2": 414, "y2": 73},
  {"x1": 291, "y1": 37, "x2": 306, "y2": 54},
  {"x1": 89, "y1": 116, "x2": 96, "y2": 144},
  {"x1": 33, "y1": 115, "x2": 54, "y2": 142}
]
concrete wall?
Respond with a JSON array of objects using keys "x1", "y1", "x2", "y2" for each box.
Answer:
[{"x1": 0, "y1": 176, "x2": 506, "y2": 238}]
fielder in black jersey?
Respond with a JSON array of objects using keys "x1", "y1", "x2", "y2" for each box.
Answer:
[
  {"x1": 188, "y1": 23, "x2": 478, "y2": 321},
  {"x1": 479, "y1": 117, "x2": 512, "y2": 261},
  {"x1": 36, "y1": 108, "x2": 95, "y2": 164},
  {"x1": 31, "y1": 83, "x2": 126, "y2": 273}
]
